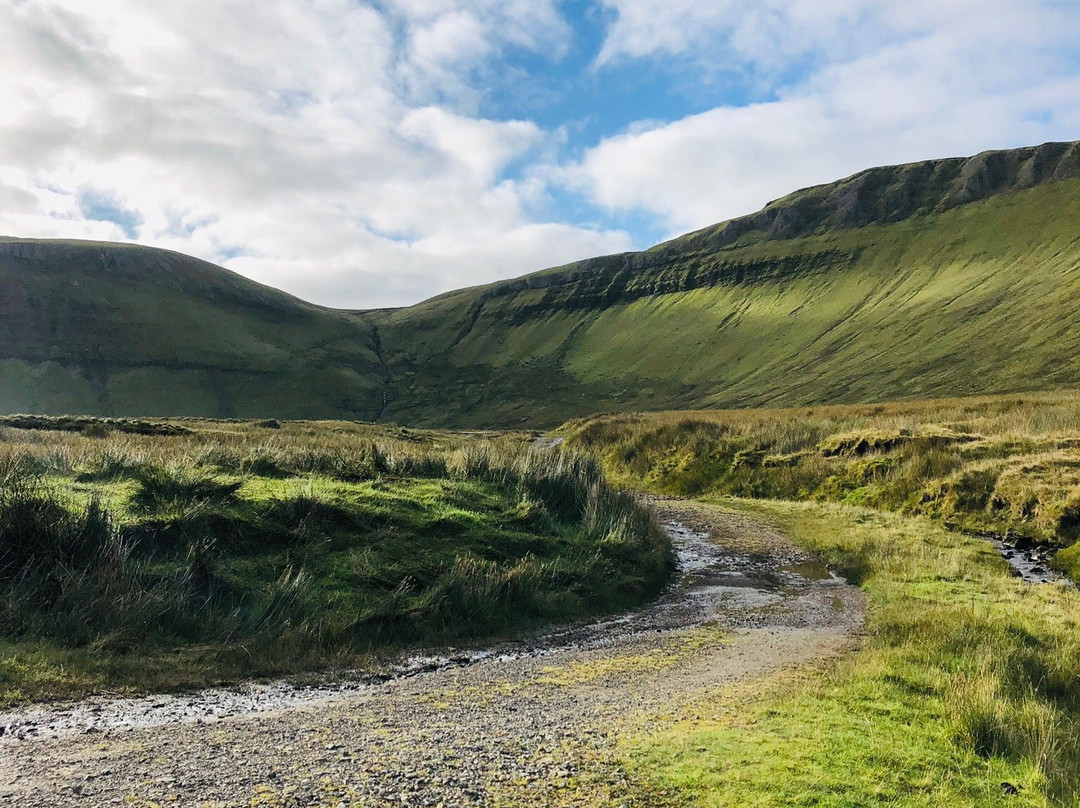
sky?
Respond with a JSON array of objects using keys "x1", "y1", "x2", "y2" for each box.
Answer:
[{"x1": 2, "y1": 0, "x2": 1080, "y2": 308}]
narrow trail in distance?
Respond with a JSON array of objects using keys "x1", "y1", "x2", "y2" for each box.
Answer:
[{"x1": 0, "y1": 499, "x2": 865, "y2": 808}]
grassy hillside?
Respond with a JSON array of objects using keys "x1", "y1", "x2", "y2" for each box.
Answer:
[
  {"x1": 6, "y1": 141, "x2": 1080, "y2": 425},
  {"x1": 0, "y1": 239, "x2": 385, "y2": 419},
  {"x1": 370, "y1": 142, "x2": 1080, "y2": 426}
]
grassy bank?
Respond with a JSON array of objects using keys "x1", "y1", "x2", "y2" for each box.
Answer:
[
  {"x1": 561, "y1": 391, "x2": 1080, "y2": 578},
  {"x1": 623, "y1": 499, "x2": 1080, "y2": 807},
  {"x1": 0, "y1": 418, "x2": 673, "y2": 706}
]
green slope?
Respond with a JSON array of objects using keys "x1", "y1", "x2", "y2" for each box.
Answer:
[
  {"x1": 4, "y1": 140, "x2": 1080, "y2": 425},
  {"x1": 0, "y1": 238, "x2": 385, "y2": 419},
  {"x1": 368, "y1": 140, "x2": 1080, "y2": 426}
]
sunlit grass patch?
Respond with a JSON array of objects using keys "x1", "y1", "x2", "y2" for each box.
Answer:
[
  {"x1": 625, "y1": 660, "x2": 1038, "y2": 808},
  {"x1": 620, "y1": 500, "x2": 1080, "y2": 807}
]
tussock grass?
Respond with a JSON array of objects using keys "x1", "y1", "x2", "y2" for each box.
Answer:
[
  {"x1": 562, "y1": 390, "x2": 1080, "y2": 576},
  {"x1": 131, "y1": 465, "x2": 243, "y2": 510},
  {"x1": 0, "y1": 419, "x2": 672, "y2": 705}
]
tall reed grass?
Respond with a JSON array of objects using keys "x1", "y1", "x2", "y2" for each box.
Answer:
[{"x1": 0, "y1": 419, "x2": 672, "y2": 702}]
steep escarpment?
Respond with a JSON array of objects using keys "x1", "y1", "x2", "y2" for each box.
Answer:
[
  {"x1": 367, "y1": 142, "x2": 1080, "y2": 426},
  {"x1": 677, "y1": 139, "x2": 1080, "y2": 250},
  {"x1": 444, "y1": 249, "x2": 858, "y2": 324}
]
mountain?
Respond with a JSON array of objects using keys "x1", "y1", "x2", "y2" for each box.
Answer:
[
  {"x1": 367, "y1": 140, "x2": 1080, "y2": 425},
  {"x1": 0, "y1": 239, "x2": 385, "y2": 419},
  {"x1": 5, "y1": 140, "x2": 1080, "y2": 426}
]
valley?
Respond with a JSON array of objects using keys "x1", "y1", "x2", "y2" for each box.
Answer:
[
  {"x1": 5, "y1": 141, "x2": 1080, "y2": 806},
  {"x1": 5, "y1": 141, "x2": 1080, "y2": 426}
]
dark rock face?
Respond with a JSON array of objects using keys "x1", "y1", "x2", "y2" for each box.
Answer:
[{"x1": 677, "y1": 140, "x2": 1080, "y2": 252}]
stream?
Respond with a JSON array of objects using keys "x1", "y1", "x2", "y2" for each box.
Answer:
[{"x1": 987, "y1": 535, "x2": 1064, "y2": 584}]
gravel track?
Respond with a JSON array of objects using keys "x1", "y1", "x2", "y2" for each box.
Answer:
[{"x1": 0, "y1": 500, "x2": 865, "y2": 807}]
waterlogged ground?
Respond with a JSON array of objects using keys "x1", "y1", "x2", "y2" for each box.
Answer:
[{"x1": 0, "y1": 501, "x2": 864, "y2": 807}]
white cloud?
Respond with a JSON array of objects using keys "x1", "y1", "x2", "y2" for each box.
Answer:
[
  {"x1": 398, "y1": 107, "x2": 543, "y2": 187},
  {"x1": 384, "y1": 0, "x2": 571, "y2": 108},
  {"x1": 572, "y1": 0, "x2": 1080, "y2": 234},
  {"x1": 595, "y1": 0, "x2": 873, "y2": 75},
  {"x1": 3, "y1": 0, "x2": 1078, "y2": 310},
  {"x1": 0, "y1": 0, "x2": 619, "y2": 308}
]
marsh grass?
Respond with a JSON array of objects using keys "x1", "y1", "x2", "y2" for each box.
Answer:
[
  {"x1": 562, "y1": 391, "x2": 1080, "y2": 576},
  {"x1": 0, "y1": 419, "x2": 672, "y2": 705}
]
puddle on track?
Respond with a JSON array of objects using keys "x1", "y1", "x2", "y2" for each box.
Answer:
[
  {"x1": 781, "y1": 560, "x2": 834, "y2": 581},
  {"x1": 0, "y1": 518, "x2": 842, "y2": 743}
]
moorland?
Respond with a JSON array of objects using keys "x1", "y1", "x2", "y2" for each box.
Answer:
[
  {"x1": 5, "y1": 140, "x2": 1080, "y2": 806},
  {"x1": 4, "y1": 397, "x2": 1080, "y2": 806},
  {"x1": 565, "y1": 391, "x2": 1080, "y2": 805}
]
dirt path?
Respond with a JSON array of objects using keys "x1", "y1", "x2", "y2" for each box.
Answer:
[{"x1": 0, "y1": 500, "x2": 865, "y2": 807}]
